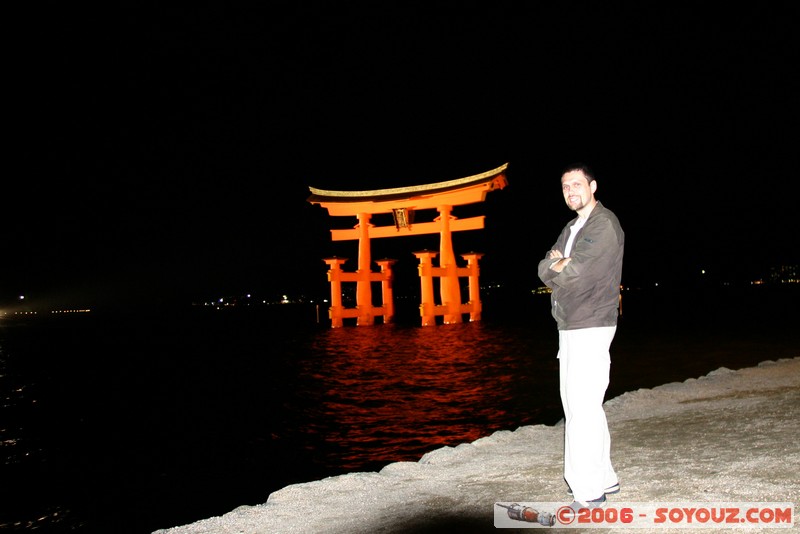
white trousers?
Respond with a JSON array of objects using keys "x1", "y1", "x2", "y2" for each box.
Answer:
[{"x1": 558, "y1": 326, "x2": 618, "y2": 502}]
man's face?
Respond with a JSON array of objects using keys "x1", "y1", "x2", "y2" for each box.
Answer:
[{"x1": 561, "y1": 170, "x2": 597, "y2": 213}]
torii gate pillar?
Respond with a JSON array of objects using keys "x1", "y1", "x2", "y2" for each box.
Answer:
[
  {"x1": 437, "y1": 204, "x2": 462, "y2": 324},
  {"x1": 414, "y1": 250, "x2": 438, "y2": 327},
  {"x1": 376, "y1": 259, "x2": 396, "y2": 324},
  {"x1": 323, "y1": 257, "x2": 348, "y2": 328},
  {"x1": 355, "y1": 212, "x2": 373, "y2": 326},
  {"x1": 462, "y1": 252, "x2": 484, "y2": 322}
]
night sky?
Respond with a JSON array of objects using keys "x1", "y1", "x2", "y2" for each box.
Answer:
[{"x1": 7, "y1": 2, "x2": 798, "y2": 310}]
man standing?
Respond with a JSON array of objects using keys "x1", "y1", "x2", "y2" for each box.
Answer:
[{"x1": 537, "y1": 164, "x2": 624, "y2": 509}]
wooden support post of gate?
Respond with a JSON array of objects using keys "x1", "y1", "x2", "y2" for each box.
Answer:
[
  {"x1": 323, "y1": 257, "x2": 348, "y2": 328},
  {"x1": 462, "y1": 252, "x2": 484, "y2": 322}
]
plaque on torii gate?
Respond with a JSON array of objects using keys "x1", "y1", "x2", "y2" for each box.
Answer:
[{"x1": 308, "y1": 163, "x2": 508, "y2": 327}]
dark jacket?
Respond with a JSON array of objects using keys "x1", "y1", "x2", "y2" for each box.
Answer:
[{"x1": 537, "y1": 201, "x2": 624, "y2": 330}]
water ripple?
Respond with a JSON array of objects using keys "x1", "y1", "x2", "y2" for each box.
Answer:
[{"x1": 291, "y1": 322, "x2": 558, "y2": 469}]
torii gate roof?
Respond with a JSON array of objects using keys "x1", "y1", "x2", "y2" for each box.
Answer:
[{"x1": 307, "y1": 162, "x2": 508, "y2": 216}]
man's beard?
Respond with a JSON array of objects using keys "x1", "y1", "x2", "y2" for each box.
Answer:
[{"x1": 566, "y1": 196, "x2": 585, "y2": 211}]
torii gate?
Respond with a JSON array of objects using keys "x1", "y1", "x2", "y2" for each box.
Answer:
[{"x1": 308, "y1": 163, "x2": 508, "y2": 327}]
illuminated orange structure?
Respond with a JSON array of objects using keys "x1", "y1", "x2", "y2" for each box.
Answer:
[{"x1": 308, "y1": 163, "x2": 508, "y2": 327}]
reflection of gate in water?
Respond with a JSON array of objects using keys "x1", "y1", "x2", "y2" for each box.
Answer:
[
  {"x1": 308, "y1": 163, "x2": 508, "y2": 327},
  {"x1": 299, "y1": 321, "x2": 547, "y2": 469}
]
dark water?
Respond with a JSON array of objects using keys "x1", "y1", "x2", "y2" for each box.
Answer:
[{"x1": 1, "y1": 286, "x2": 797, "y2": 533}]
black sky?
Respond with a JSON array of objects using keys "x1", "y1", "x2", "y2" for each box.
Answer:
[{"x1": 7, "y1": 2, "x2": 799, "y2": 309}]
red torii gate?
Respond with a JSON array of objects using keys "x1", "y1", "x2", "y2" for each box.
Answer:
[{"x1": 308, "y1": 163, "x2": 508, "y2": 327}]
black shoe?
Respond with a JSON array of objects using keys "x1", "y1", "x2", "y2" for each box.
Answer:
[{"x1": 568, "y1": 494, "x2": 607, "y2": 511}]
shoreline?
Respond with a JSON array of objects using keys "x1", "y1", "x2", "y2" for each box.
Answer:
[{"x1": 153, "y1": 356, "x2": 799, "y2": 533}]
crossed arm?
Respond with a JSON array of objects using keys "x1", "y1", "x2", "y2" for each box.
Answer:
[{"x1": 547, "y1": 249, "x2": 572, "y2": 273}]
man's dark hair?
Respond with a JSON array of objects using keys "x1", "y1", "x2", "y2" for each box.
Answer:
[{"x1": 562, "y1": 163, "x2": 596, "y2": 183}]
